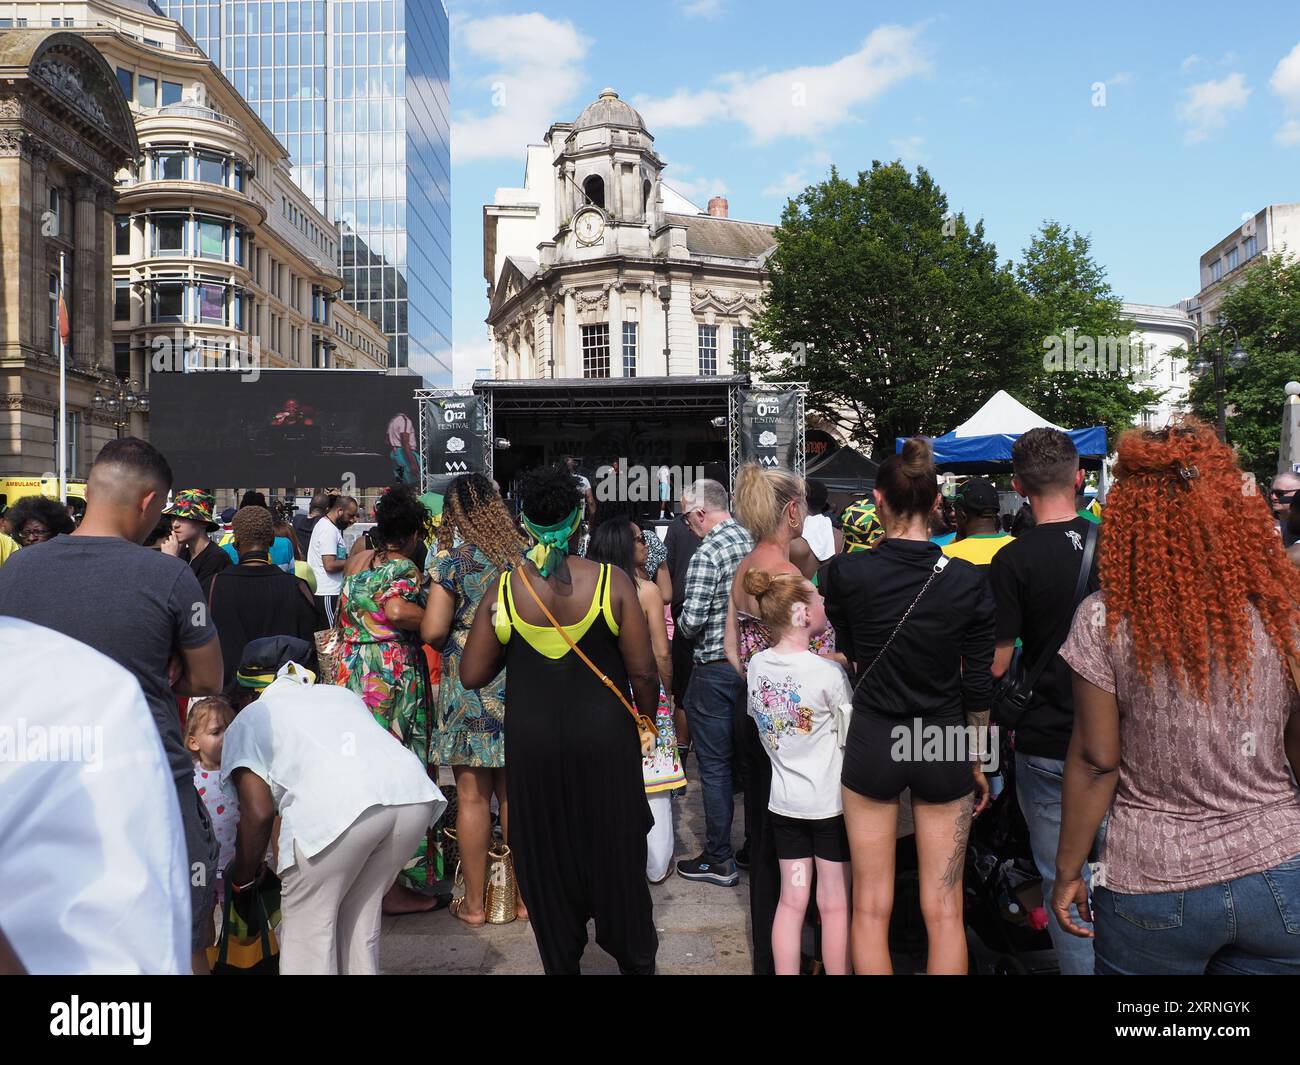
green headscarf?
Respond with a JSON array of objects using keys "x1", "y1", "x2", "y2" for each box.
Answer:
[{"x1": 520, "y1": 506, "x2": 582, "y2": 578}]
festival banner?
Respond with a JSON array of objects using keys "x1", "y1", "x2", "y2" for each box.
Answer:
[
  {"x1": 737, "y1": 388, "x2": 801, "y2": 470},
  {"x1": 424, "y1": 394, "x2": 487, "y2": 481}
]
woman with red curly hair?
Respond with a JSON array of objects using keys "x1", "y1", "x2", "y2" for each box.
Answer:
[{"x1": 1053, "y1": 419, "x2": 1300, "y2": 974}]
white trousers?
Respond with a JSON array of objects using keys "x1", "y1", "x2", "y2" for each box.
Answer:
[
  {"x1": 279, "y1": 801, "x2": 435, "y2": 975},
  {"x1": 646, "y1": 792, "x2": 676, "y2": 881}
]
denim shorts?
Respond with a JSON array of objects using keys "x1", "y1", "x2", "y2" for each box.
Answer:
[{"x1": 1094, "y1": 854, "x2": 1300, "y2": 975}]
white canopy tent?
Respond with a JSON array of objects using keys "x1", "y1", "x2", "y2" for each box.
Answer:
[{"x1": 949, "y1": 390, "x2": 1064, "y2": 437}]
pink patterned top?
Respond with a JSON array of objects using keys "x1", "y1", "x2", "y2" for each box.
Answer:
[
  {"x1": 1061, "y1": 592, "x2": 1300, "y2": 894},
  {"x1": 737, "y1": 612, "x2": 836, "y2": 670}
]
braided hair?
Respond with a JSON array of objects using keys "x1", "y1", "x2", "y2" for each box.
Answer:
[{"x1": 437, "y1": 473, "x2": 527, "y2": 572}]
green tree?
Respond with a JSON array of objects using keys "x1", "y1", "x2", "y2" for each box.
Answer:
[
  {"x1": 1015, "y1": 222, "x2": 1158, "y2": 442},
  {"x1": 1187, "y1": 254, "x2": 1300, "y2": 478},
  {"x1": 752, "y1": 162, "x2": 1039, "y2": 458}
]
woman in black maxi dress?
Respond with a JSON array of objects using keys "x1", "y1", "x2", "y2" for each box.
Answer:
[{"x1": 461, "y1": 466, "x2": 661, "y2": 975}]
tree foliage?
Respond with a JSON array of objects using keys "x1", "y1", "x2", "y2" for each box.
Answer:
[
  {"x1": 1186, "y1": 254, "x2": 1300, "y2": 479},
  {"x1": 1016, "y1": 222, "x2": 1157, "y2": 443},
  {"x1": 754, "y1": 164, "x2": 1156, "y2": 457}
]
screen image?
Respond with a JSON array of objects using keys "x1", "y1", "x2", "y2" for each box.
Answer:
[{"x1": 149, "y1": 370, "x2": 421, "y2": 488}]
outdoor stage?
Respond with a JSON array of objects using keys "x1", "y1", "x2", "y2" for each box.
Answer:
[{"x1": 417, "y1": 375, "x2": 808, "y2": 502}]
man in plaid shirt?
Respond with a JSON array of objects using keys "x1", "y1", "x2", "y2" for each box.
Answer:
[{"x1": 675, "y1": 478, "x2": 753, "y2": 886}]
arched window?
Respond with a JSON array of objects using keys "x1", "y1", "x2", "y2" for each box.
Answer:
[
  {"x1": 582, "y1": 174, "x2": 605, "y2": 210},
  {"x1": 643, "y1": 179, "x2": 653, "y2": 219}
]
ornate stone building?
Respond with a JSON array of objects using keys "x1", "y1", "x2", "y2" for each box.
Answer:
[
  {"x1": 2, "y1": 1, "x2": 391, "y2": 480},
  {"x1": 0, "y1": 29, "x2": 137, "y2": 478},
  {"x1": 484, "y1": 89, "x2": 779, "y2": 382}
]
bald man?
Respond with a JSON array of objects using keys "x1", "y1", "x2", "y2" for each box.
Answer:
[
  {"x1": 0, "y1": 437, "x2": 223, "y2": 973},
  {"x1": 1271, "y1": 471, "x2": 1300, "y2": 546}
]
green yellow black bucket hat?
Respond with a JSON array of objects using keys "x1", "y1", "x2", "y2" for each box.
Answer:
[{"x1": 163, "y1": 489, "x2": 220, "y2": 531}]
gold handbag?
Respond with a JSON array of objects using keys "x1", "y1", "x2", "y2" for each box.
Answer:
[
  {"x1": 485, "y1": 840, "x2": 518, "y2": 925},
  {"x1": 312, "y1": 625, "x2": 343, "y2": 685}
]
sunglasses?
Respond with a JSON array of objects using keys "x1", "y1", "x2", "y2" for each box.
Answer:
[
  {"x1": 1140, "y1": 426, "x2": 1200, "y2": 442},
  {"x1": 1270, "y1": 488, "x2": 1298, "y2": 500}
]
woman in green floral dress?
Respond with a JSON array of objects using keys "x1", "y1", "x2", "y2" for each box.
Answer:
[
  {"x1": 336, "y1": 485, "x2": 438, "y2": 913},
  {"x1": 421, "y1": 473, "x2": 528, "y2": 926}
]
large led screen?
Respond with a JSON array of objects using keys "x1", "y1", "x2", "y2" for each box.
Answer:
[{"x1": 149, "y1": 370, "x2": 421, "y2": 488}]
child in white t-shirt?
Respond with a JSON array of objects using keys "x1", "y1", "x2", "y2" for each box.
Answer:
[{"x1": 743, "y1": 568, "x2": 854, "y2": 975}]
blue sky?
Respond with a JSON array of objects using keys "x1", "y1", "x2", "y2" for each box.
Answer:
[{"x1": 449, "y1": 0, "x2": 1300, "y2": 381}]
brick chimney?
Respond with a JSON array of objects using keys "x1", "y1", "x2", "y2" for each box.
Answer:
[{"x1": 707, "y1": 196, "x2": 729, "y2": 218}]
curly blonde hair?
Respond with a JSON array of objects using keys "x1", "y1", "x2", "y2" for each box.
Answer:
[{"x1": 437, "y1": 473, "x2": 527, "y2": 572}]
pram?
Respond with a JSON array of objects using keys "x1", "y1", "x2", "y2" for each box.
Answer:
[
  {"x1": 962, "y1": 731, "x2": 1058, "y2": 975},
  {"x1": 881, "y1": 731, "x2": 1059, "y2": 974}
]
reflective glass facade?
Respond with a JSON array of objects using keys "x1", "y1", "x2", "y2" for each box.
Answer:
[{"x1": 158, "y1": 0, "x2": 451, "y2": 382}]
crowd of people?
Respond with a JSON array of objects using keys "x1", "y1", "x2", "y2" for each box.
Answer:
[{"x1": 1, "y1": 417, "x2": 1299, "y2": 977}]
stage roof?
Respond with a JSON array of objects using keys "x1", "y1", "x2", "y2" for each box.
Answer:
[{"x1": 473, "y1": 375, "x2": 747, "y2": 416}]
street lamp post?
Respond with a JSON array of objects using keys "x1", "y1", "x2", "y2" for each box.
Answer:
[
  {"x1": 1192, "y1": 325, "x2": 1247, "y2": 441},
  {"x1": 92, "y1": 376, "x2": 150, "y2": 439}
]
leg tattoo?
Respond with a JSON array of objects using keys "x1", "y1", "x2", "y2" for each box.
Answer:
[{"x1": 940, "y1": 792, "x2": 975, "y2": 889}]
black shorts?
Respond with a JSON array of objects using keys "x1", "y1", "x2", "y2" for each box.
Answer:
[
  {"x1": 841, "y1": 710, "x2": 976, "y2": 805},
  {"x1": 770, "y1": 811, "x2": 851, "y2": 862}
]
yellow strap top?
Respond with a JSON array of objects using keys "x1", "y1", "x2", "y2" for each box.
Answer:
[{"x1": 494, "y1": 562, "x2": 619, "y2": 659}]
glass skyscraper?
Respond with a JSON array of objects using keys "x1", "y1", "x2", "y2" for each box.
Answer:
[{"x1": 159, "y1": 0, "x2": 451, "y2": 382}]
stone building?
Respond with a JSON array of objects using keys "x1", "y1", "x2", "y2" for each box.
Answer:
[
  {"x1": 1121, "y1": 301, "x2": 1197, "y2": 430},
  {"x1": 2, "y1": 0, "x2": 391, "y2": 480},
  {"x1": 0, "y1": 28, "x2": 137, "y2": 479},
  {"x1": 1194, "y1": 203, "x2": 1300, "y2": 327},
  {"x1": 484, "y1": 88, "x2": 778, "y2": 382}
]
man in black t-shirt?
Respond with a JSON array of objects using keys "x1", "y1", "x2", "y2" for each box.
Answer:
[
  {"x1": 988, "y1": 427, "x2": 1099, "y2": 975},
  {"x1": 292, "y1": 491, "x2": 329, "y2": 554}
]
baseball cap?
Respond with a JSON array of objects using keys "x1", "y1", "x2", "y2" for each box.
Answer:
[{"x1": 955, "y1": 477, "x2": 1000, "y2": 516}]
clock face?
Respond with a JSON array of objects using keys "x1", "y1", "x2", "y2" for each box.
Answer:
[{"x1": 575, "y1": 209, "x2": 605, "y2": 245}]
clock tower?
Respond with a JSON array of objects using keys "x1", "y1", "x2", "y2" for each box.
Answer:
[
  {"x1": 484, "y1": 86, "x2": 780, "y2": 384},
  {"x1": 553, "y1": 88, "x2": 663, "y2": 260}
]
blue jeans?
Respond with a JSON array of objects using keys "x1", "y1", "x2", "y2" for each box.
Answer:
[
  {"x1": 683, "y1": 661, "x2": 744, "y2": 864},
  {"x1": 1094, "y1": 856, "x2": 1300, "y2": 974},
  {"x1": 1015, "y1": 751, "x2": 1095, "y2": 975}
]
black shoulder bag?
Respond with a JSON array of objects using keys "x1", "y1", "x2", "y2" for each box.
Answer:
[{"x1": 990, "y1": 520, "x2": 1098, "y2": 729}]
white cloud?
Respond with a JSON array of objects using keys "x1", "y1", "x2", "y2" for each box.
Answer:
[
  {"x1": 453, "y1": 336, "x2": 495, "y2": 389},
  {"x1": 451, "y1": 14, "x2": 592, "y2": 162},
  {"x1": 1269, "y1": 43, "x2": 1300, "y2": 145},
  {"x1": 1181, "y1": 54, "x2": 1201, "y2": 72},
  {"x1": 1277, "y1": 119, "x2": 1300, "y2": 147},
  {"x1": 1178, "y1": 73, "x2": 1250, "y2": 144},
  {"x1": 634, "y1": 24, "x2": 929, "y2": 143},
  {"x1": 1271, "y1": 42, "x2": 1300, "y2": 107},
  {"x1": 678, "y1": 0, "x2": 726, "y2": 18},
  {"x1": 890, "y1": 134, "x2": 926, "y2": 163},
  {"x1": 761, "y1": 170, "x2": 808, "y2": 198},
  {"x1": 1108, "y1": 71, "x2": 1133, "y2": 87},
  {"x1": 663, "y1": 162, "x2": 729, "y2": 202}
]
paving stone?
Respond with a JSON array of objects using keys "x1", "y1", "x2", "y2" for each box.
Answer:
[
  {"x1": 381, "y1": 778, "x2": 755, "y2": 975},
  {"x1": 380, "y1": 932, "x2": 486, "y2": 973}
]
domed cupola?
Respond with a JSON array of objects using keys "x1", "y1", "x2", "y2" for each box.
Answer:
[{"x1": 574, "y1": 88, "x2": 648, "y2": 133}]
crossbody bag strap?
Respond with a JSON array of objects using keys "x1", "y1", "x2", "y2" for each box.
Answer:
[
  {"x1": 848, "y1": 555, "x2": 950, "y2": 700},
  {"x1": 516, "y1": 564, "x2": 640, "y2": 721},
  {"x1": 1019, "y1": 519, "x2": 1099, "y2": 693}
]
